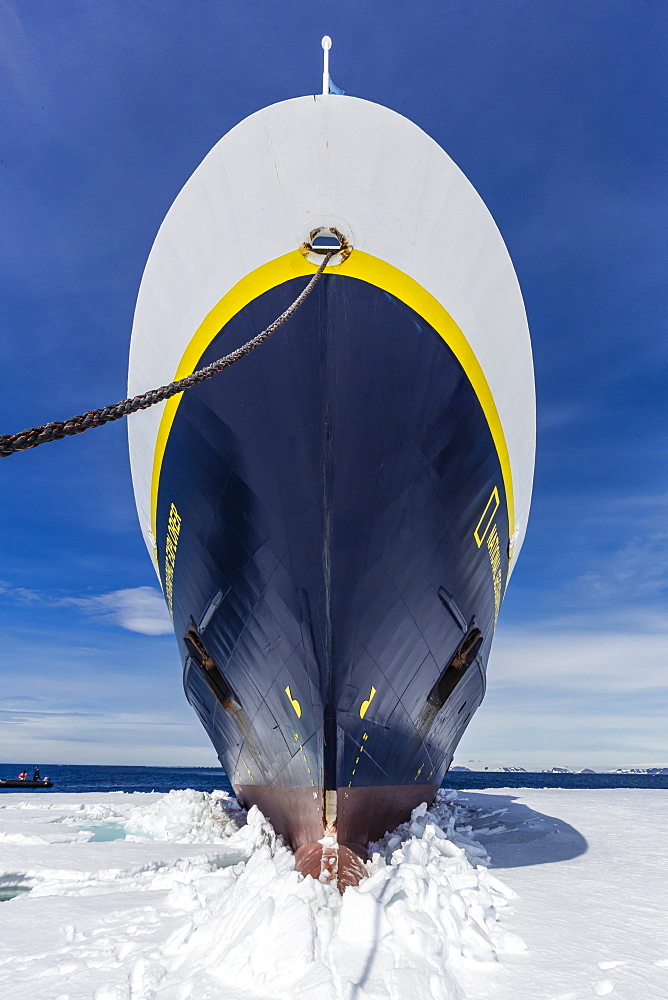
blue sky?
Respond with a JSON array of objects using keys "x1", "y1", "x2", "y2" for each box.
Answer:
[{"x1": 0, "y1": 1, "x2": 665, "y2": 768}]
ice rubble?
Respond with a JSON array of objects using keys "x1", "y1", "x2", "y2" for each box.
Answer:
[
  {"x1": 123, "y1": 787, "x2": 246, "y2": 843},
  {"x1": 148, "y1": 794, "x2": 525, "y2": 1000},
  {"x1": 0, "y1": 788, "x2": 523, "y2": 1000}
]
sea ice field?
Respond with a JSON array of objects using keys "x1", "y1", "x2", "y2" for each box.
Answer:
[{"x1": 0, "y1": 787, "x2": 666, "y2": 999}]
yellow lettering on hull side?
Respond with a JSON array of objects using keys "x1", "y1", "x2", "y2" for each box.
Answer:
[
  {"x1": 164, "y1": 503, "x2": 181, "y2": 619},
  {"x1": 474, "y1": 487, "x2": 504, "y2": 623},
  {"x1": 487, "y1": 523, "x2": 502, "y2": 623}
]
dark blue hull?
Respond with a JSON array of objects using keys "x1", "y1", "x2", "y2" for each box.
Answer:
[{"x1": 156, "y1": 271, "x2": 508, "y2": 849}]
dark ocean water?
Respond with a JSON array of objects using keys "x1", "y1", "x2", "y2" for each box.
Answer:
[
  {"x1": 0, "y1": 764, "x2": 234, "y2": 795},
  {"x1": 1, "y1": 764, "x2": 666, "y2": 794},
  {"x1": 444, "y1": 771, "x2": 668, "y2": 791}
]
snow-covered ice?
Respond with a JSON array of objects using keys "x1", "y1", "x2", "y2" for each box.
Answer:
[
  {"x1": 454, "y1": 788, "x2": 668, "y2": 999},
  {"x1": 0, "y1": 787, "x2": 666, "y2": 999}
]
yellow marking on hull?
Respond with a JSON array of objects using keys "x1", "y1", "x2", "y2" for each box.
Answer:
[
  {"x1": 487, "y1": 522, "x2": 502, "y2": 623},
  {"x1": 359, "y1": 685, "x2": 377, "y2": 720},
  {"x1": 150, "y1": 250, "x2": 515, "y2": 548},
  {"x1": 285, "y1": 686, "x2": 302, "y2": 718},
  {"x1": 474, "y1": 486, "x2": 500, "y2": 548},
  {"x1": 291, "y1": 729, "x2": 314, "y2": 783},
  {"x1": 163, "y1": 503, "x2": 181, "y2": 617}
]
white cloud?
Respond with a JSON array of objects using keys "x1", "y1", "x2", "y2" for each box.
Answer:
[
  {"x1": 452, "y1": 615, "x2": 668, "y2": 767},
  {"x1": 74, "y1": 587, "x2": 173, "y2": 636},
  {"x1": 0, "y1": 707, "x2": 218, "y2": 767},
  {"x1": 0, "y1": 583, "x2": 173, "y2": 636},
  {"x1": 489, "y1": 626, "x2": 667, "y2": 693},
  {"x1": 569, "y1": 531, "x2": 668, "y2": 608},
  {"x1": 454, "y1": 701, "x2": 668, "y2": 769}
]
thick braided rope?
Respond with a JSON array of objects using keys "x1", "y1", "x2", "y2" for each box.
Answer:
[{"x1": 0, "y1": 253, "x2": 332, "y2": 458}]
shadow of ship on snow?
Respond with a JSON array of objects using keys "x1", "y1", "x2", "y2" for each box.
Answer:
[{"x1": 453, "y1": 791, "x2": 588, "y2": 868}]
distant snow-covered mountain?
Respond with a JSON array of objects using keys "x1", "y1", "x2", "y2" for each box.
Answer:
[{"x1": 614, "y1": 767, "x2": 668, "y2": 775}]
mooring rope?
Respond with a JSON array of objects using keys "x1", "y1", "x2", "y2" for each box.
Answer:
[{"x1": 0, "y1": 253, "x2": 332, "y2": 458}]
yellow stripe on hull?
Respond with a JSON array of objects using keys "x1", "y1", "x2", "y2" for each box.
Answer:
[{"x1": 150, "y1": 250, "x2": 515, "y2": 552}]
